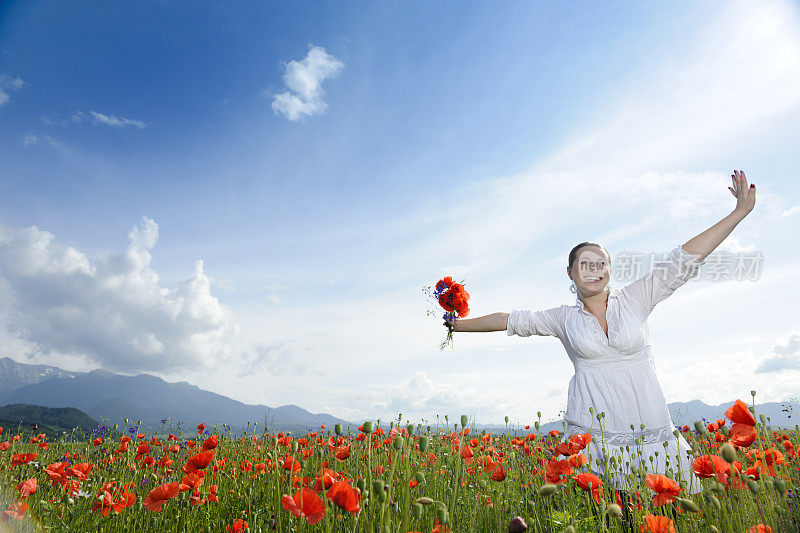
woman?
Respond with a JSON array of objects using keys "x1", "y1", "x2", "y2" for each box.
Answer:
[{"x1": 446, "y1": 170, "x2": 756, "y2": 497}]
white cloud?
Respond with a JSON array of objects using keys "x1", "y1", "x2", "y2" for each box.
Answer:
[
  {"x1": 780, "y1": 204, "x2": 800, "y2": 218},
  {"x1": 21, "y1": 134, "x2": 38, "y2": 146},
  {"x1": 0, "y1": 75, "x2": 25, "y2": 107},
  {"x1": 71, "y1": 110, "x2": 146, "y2": 128},
  {"x1": 271, "y1": 45, "x2": 344, "y2": 121},
  {"x1": 0, "y1": 217, "x2": 238, "y2": 374},
  {"x1": 755, "y1": 332, "x2": 800, "y2": 373}
]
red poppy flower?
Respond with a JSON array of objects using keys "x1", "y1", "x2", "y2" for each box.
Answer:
[
  {"x1": 183, "y1": 450, "x2": 215, "y2": 473},
  {"x1": 282, "y1": 487, "x2": 325, "y2": 525},
  {"x1": 640, "y1": 514, "x2": 675, "y2": 533},
  {"x1": 546, "y1": 458, "x2": 574, "y2": 485},
  {"x1": 326, "y1": 480, "x2": 360, "y2": 514},
  {"x1": 143, "y1": 482, "x2": 181, "y2": 512},
  {"x1": 202, "y1": 435, "x2": 218, "y2": 451},
  {"x1": 15, "y1": 479, "x2": 36, "y2": 499},
  {"x1": 573, "y1": 472, "x2": 604, "y2": 503},
  {"x1": 644, "y1": 474, "x2": 682, "y2": 506},
  {"x1": 227, "y1": 519, "x2": 248, "y2": 533},
  {"x1": 726, "y1": 399, "x2": 756, "y2": 425},
  {"x1": 692, "y1": 455, "x2": 730, "y2": 483}
]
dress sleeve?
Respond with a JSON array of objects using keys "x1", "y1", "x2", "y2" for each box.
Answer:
[
  {"x1": 622, "y1": 244, "x2": 705, "y2": 318},
  {"x1": 507, "y1": 306, "x2": 564, "y2": 338}
]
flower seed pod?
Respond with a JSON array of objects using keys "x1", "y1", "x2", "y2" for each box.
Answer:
[
  {"x1": 607, "y1": 503, "x2": 622, "y2": 518},
  {"x1": 419, "y1": 436, "x2": 429, "y2": 452},
  {"x1": 334, "y1": 424, "x2": 342, "y2": 435},
  {"x1": 461, "y1": 415, "x2": 469, "y2": 428},
  {"x1": 747, "y1": 479, "x2": 760, "y2": 493},
  {"x1": 415, "y1": 497, "x2": 435, "y2": 506},
  {"x1": 538, "y1": 484, "x2": 557, "y2": 497},
  {"x1": 393, "y1": 436, "x2": 404, "y2": 450},
  {"x1": 412, "y1": 502, "x2": 423, "y2": 518},
  {"x1": 694, "y1": 421, "x2": 707, "y2": 435},
  {"x1": 363, "y1": 421, "x2": 374, "y2": 434},
  {"x1": 720, "y1": 443, "x2": 737, "y2": 463}
]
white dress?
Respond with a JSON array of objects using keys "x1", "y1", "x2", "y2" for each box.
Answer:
[{"x1": 507, "y1": 244, "x2": 706, "y2": 494}]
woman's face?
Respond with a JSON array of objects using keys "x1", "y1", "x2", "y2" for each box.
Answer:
[{"x1": 569, "y1": 246, "x2": 611, "y2": 297}]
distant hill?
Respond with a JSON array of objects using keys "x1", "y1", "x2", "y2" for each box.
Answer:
[
  {"x1": 0, "y1": 404, "x2": 100, "y2": 439},
  {"x1": 0, "y1": 357, "x2": 83, "y2": 395},
  {"x1": 1, "y1": 358, "x2": 796, "y2": 435},
  {"x1": 0, "y1": 363, "x2": 354, "y2": 435}
]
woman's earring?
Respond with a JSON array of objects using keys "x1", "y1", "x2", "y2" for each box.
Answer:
[{"x1": 569, "y1": 280, "x2": 577, "y2": 294}]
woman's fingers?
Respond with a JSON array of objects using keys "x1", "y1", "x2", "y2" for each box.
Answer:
[{"x1": 728, "y1": 186, "x2": 736, "y2": 197}]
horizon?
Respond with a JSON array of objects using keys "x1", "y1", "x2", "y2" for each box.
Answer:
[{"x1": 1, "y1": 0, "x2": 799, "y2": 426}]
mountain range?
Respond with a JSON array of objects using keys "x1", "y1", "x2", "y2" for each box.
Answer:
[{"x1": 0, "y1": 357, "x2": 797, "y2": 434}]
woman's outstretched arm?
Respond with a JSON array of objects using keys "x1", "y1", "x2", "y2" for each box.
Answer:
[
  {"x1": 447, "y1": 312, "x2": 509, "y2": 332},
  {"x1": 682, "y1": 169, "x2": 756, "y2": 260}
]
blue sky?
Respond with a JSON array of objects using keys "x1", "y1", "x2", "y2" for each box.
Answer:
[{"x1": 1, "y1": 0, "x2": 799, "y2": 425}]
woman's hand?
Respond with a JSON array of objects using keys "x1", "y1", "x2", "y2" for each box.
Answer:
[
  {"x1": 443, "y1": 319, "x2": 456, "y2": 332},
  {"x1": 728, "y1": 169, "x2": 756, "y2": 216}
]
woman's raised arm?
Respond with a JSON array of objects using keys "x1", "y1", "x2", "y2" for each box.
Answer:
[
  {"x1": 682, "y1": 169, "x2": 756, "y2": 260},
  {"x1": 449, "y1": 313, "x2": 509, "y2": 332}
]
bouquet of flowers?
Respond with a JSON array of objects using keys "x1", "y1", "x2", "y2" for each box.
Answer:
[{"x1": 422, "y1": 276, "x2": 470, "y2": 350}]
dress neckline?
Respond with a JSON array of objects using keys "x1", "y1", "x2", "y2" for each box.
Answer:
[{"x1": 575, "y1": 287, "x2": 620, "y2": 342}]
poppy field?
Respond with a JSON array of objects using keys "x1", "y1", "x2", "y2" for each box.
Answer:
[{"x1": 0, "y1": 398, "x2": 798, "y2": 533}]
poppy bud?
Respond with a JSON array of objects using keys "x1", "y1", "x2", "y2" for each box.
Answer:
[
  {"x1": 607, "y1": 503, "x2": 622, "y2": 517},
  {"x1": 505, "y1": 416, "x2": 509, "y2": 424},
  {"x1": 334, "y1": 424, "x2": 342, "y2": 435},
  {"x1": 412, "y1": 502, "x2": 423, "y2": 518},
  {"x1": 720, "y1": 443, "x2": 737, "y2": 463},
  {"x1": 363, "y1": 422, "x2": 374, "y2": 434},
  {"x1": 357, "y1": 478, "x2": 366, "y2": 493},
  {"x1": 538, "y1": 484, "x2": 557, "y2": 497},
  {"x1": 415, "y1": 497, "x2": 434, "y2": 506},
  {"x1": 694, "y1": 421, "x2": 707, "y2": 435},
  {"x1": 565, "y1": 527, "x2": 575, "y2": 533},
  {"x1": 407, "y1": 424, "x2": 414, "y2": 436},
  {"x1": 774, "y1": 478, "x2": 786, "y2": 494},
  {"x1": 419, "y1": 436, "x2": 429, "y2": 452},
  {"x1": 461, "y1": 415, "x2": 469, "y2": 428},
  {"x1": 378, "y1": 491, "x2": 387, "y2": 503},
  {"x1": 678, "y1": 498, "x2": 700, "y2": 512},
  {"x1": 290, "y1": 441, "x2": 298, "y2": 452},
  {"x1": 747, "y1": 479, "x2": 760, "y2": 493},
  {"x1": 372, "y1": 480, "x2": 384, "y2": 495},
  {"x1": 478, "y1": 479, "x2": 488, "y2": 490},
  {"x1": 507, "y1": 516, "x2": 527, "y2": 533},
  {"x1": 760, "y1": 414, "x2": 767, "y2": 425},
  {"x1": 720, "y1": 425, "x2": 729, "y2": 437},
  {"x1": 393, "y1": 437, "x2": 404, "y2": 450},
  {"x1": 415, "y1": 472, "x2": 426, "y2": 484},
  {"x1": 436, "y1": 506, "x2": 448, "y2": 525}
]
